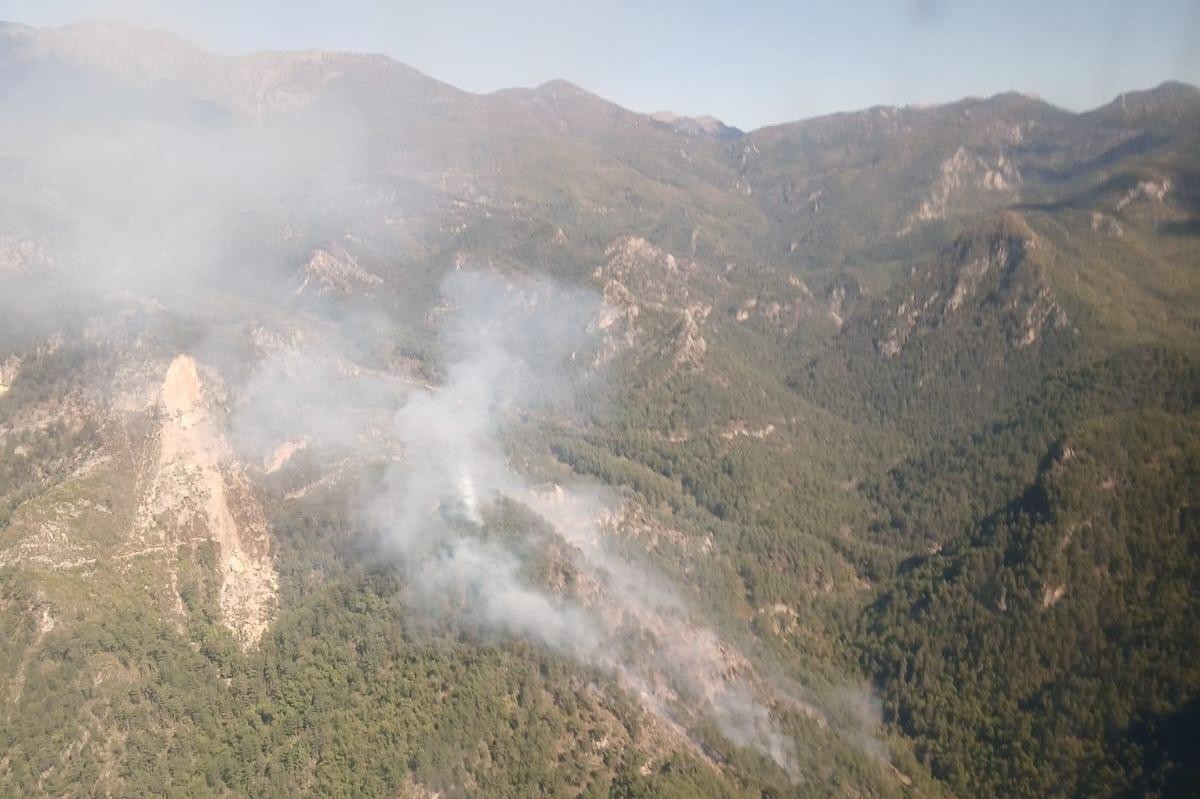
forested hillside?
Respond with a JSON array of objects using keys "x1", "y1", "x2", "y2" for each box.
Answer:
[{"x1": 0, "y1": 21, "x2": 1197, "y2": 798}]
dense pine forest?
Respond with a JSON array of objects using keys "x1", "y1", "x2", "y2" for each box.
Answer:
[{"x1": 0, "y1": 21, "x2": 1197, "y2": 797}]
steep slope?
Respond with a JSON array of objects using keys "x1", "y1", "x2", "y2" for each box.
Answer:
[
  {"x1": 863, "y1": 411, "x2": 1200, "y2": 796},
  {"x1": 145, "y1": 354, "x2": 277, "y2": 645},
  {"x1": 0, "y1": 347, "x2": 278, "y2": 643},
  {"x1": 0, "y1": 19, "x2": 1198, "y2": 799}
]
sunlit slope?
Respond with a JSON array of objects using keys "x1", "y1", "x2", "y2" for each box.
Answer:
[{"x1": 0, "y1": 20, "x2": 1197, "y2": 799}]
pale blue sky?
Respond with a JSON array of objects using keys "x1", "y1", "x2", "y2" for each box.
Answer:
[{"x1": 2, "y1": 1, "x2": 1198, "y2": 129}]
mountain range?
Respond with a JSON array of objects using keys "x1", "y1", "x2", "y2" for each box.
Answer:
[{"x1": 0, "y1": 21, "x2": 1198, "y2": 798}]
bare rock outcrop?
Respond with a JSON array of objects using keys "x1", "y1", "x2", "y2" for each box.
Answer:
[
  {"x1": 295, "y1": 246, "x2": 384, "y2": 297},
  {"x1": 899, "y1": 146, "x2": 1021, "y2": 235},
  {"x1": 140, "y1": 355, "x2": 277, "y2": 646}
]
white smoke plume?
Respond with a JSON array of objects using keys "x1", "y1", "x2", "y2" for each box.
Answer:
[
  {"x1": 366, "y1": 269, "x2": 800, "y2": 775},
  {"x1": 0, "y1": 26, "x2": 823, "y2": 777},
  {"x1": 0, "y1": 34, "x2": 365, "y2": 332}
]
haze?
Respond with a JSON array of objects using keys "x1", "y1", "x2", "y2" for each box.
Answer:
[{"x1": 3, "y1": 0, "x2": 1198, "y2": 128}]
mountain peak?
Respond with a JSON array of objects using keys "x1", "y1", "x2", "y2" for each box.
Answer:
[
  {"x1": 1089, "y1": 80, "x2": 1200, "y2": 122},
  {"x1": 649, "y1": 110, "x2": 742, "y2": 139}
]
